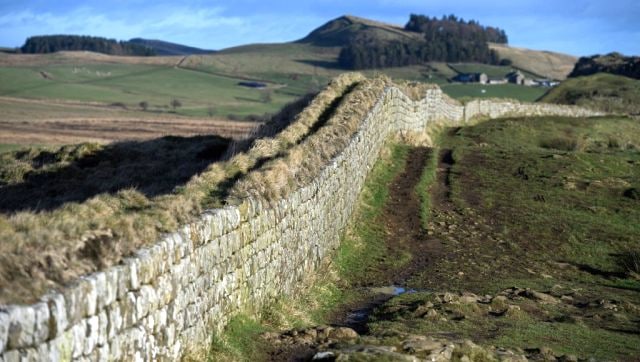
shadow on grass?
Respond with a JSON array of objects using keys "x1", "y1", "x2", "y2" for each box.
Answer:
[{"x1": 0, "y1": 135, "x2": 231, "y2": 213}]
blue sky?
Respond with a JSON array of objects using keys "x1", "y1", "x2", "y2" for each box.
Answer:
[{"x1": 0, "y1": 0, "x2": 638, "y2": 56}]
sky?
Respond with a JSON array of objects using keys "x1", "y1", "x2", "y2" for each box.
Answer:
[{"x1": 0, "y1": 0, "x2": 638, "y2": 56}]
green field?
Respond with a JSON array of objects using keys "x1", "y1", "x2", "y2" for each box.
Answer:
[
  {"x1": 0, "y1": 64, "x2": 298, "y2": 118},
  {"x1": 442, "y1": 83, "x2": 548, "y2": 102}
]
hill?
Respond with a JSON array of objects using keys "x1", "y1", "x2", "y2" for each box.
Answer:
[
  {"x1": 332, "y1": 14, "x2": 507, "y2": 69},
  {"x1": 540, "y1": 73, "x2": 640, "y2": 114},
  {"x1": 489, "y1": 43, "x2": 577, "y2": 80},
  {"x1": 569, "y1": 53, "x2": 640, "y2": 79},
  {"x1": 128, "y1": 38, "x2": 214, "y2": 56},
  {"x1": 296, "y1": 15, "x2": 423, "y2": 47}
]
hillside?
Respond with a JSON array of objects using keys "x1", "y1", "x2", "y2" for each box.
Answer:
[
  {"x1": 540, "y1": 73, "x2": 640, "y2": 114},
  {"x1": 489, "y1": 43, "x2": 577, "y2": 80},
  {"x1": 128, "y1": 38, "x2": 214, "y2": 56},
  {"x1": 297, "y1": 15, "x2": 422, "y2": 47},
  {"x1": 569, "y1": 52, "x2": 640, "y2": 79}
]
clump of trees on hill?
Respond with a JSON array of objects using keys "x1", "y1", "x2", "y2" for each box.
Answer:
[
  {"x1": 338, "y1": 14, "x2": 507, "y2": 70},
  {"x1": 20, "y1": 35, "x2": 156, "y2": 56},
  {"x1": 569, "y1": 53, "x2": 640, "y2": 80}
]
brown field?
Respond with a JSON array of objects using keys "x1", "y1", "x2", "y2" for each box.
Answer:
[
  {"x1": 0, "y1": 97, "x2": 258, "y2": 145},
  {"x1": 0, "y1": 51, "x2": 184, "y2": 67}
]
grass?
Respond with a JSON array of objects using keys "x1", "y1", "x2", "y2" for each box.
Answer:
[
  {"x1": 441, "y1": 83, "x2": 547, "y2": 102},
  {"x1": 0, "y1": 64, "x2": 296, "y2": 118},
  {"x1": 335, "y1": 143, "x2": 412, "y2": 282},
  {"x1": 415, "y1": 146, "x2": 439, "y2": 230},
  {"x1": 394, "y1": 115, "x2": 640, "y2": 359},
  {"x1": 540, "y1": 73, "x2": 640, "y2": 115}
]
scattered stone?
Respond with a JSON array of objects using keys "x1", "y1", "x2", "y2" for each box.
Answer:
[
  {"x1": 459, "y1": 293, "x2": 479, "y2": 304},
  {"x1": 402, "y1": 335, "x2": 443, "y2": 353},
  {"x1": 523, "y1": 289, "x2": 559, "y2": 304},
  {"x1": 312, "y1": 351, "x2": 335, "y2": 360},
  {"x1": 329, "y1": 327, "x2": 358, "y2": 340}
]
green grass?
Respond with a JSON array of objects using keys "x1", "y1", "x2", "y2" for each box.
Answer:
[
  {"x1": 415, "y1": 147, "x2": 439, "y2": 230},
  {"x1": 540, "y1": 73, "x2": 640, "y2": 114},
  {"x1": 206, "y1": 314, "x2": 269, "y2": 362},
  {"x1": 441, "y1": 83, "x2": 547, "y2": 102},
  {"x1": 335, "y1": 143, "x2": 412, "y2": 282},
  {"x1": 0, "y1": 64, "x2": 296, "y2": 118},
  {"x1": 362, "y1": 116, "x2": 640, "y2": 360}
]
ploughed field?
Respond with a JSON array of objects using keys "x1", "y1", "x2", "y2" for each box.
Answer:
[{"x1": 220, "y1": 116, "x2": 640, "y2": 361}]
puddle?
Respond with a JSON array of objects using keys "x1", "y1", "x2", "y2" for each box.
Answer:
[
  {"x1": 343, "y1": 286, "x2": 419, "y2": 333},
  {"x1": 369, "y1": 285, "x2": 416, "y2": 296}
]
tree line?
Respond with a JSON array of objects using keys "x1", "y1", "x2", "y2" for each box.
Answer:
[
  {"x1": 20, "y1": 35, "x2": 156, "y2": 56},
  {"x1": 338, "y1": 14, "x2": 507, "y2": 70}
]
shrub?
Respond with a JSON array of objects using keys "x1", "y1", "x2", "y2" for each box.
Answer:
[{"x1": 539, "y1": 137, "x2": 577, "y2": 151}]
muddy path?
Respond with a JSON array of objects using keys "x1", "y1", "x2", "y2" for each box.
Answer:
[{"x1": 327, "y1": 147, "x2": 447, "y2": 332}]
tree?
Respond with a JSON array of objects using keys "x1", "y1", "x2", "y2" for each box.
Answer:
[
  {"x1": 139, "y1": 101, "x2": 149, "y2": 111},
  {"x1": 170, "y1": 99, "x2": 182, "y2": 111},
  {"x1": 207, "y1": 106, "x2": 216, "y2": 117}
]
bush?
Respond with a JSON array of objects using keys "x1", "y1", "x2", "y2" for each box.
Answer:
[{"x1": 539, "y1": 137, "x2": 577, "y2": 151}]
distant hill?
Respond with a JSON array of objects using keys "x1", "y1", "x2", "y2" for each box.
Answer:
[
  {"x1": 540, "y1": 73, "x2": 640, "y2": 114},
  {"x1": 303, "y1": 14, "x2": 507, "y2": 70},
  {"x1": 569, "y1": 53, "x2": 640, "y2": 80},
  {"x1": 489, "y1": 43, "x2": 576, "y2": 80},
  {"x1": 128, "y1": 38, "x2": 214, "y2": 56},
  {"x1": 20, "y1": 35, "x2": 155, "y2": 56},
  {"x1": 296, "y1": 15, "x2": 423, "y2": 47}
]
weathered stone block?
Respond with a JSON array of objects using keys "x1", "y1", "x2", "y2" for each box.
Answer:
[
  {"x1": 4, "y1": 305, "x2": 36, "y2": 349},
  {"x1": 0, "y1": 311, "x2": 8, "y2": 354},
  {"x1": 32, "y1": 303, "x2": 49, "y2": 345},
  {"x1": 40, "y1": 293, "x2": 66, "y2": 341},
  {"x1": 83, "y1": 315, "x2": 99, "y2": 355},
  {"x1": 70, "y1": 322, "x2": 85, "y2": 359},
  {"x1": 97, "y1": 311, "x2": 108, "y2": 347},
  {"x1": 79, "y1": 276, "x2": 98, "y2": 317}
]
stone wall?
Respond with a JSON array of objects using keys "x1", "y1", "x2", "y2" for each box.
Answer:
[{"x1": 0, "y1": 84, "x2": 602, "y2": 362}]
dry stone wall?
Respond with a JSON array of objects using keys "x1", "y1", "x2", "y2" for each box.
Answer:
[{"x1": 0, "y1": 84, "x2": 602, "y2": 361}]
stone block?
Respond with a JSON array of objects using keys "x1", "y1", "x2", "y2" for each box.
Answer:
[
  {"x1": 104, "y1": 268, "x2": 119, "y2": 308},
  {"x1": 0, "y1": 310, "x2": 7, "y2": 354},
  {"x1": 83, "y1": 315, "x2": 99, "y2": 355},
  {"x1": 106, "y1": 303, "x2": 122, "y2": 339},
  {"x1": 32, "y1": 302, "x2": 49, "y2": 345},
  {"x1": 78, "y1": 276, "x2": 98, "y2": 317},
  {"x1": 40, "y1": 293, "x2": 67, "y2": 340},
  {"x1": 4, "y1": 305, "x2": 35, "y2": 349},
  {"x1": 70, "y1": 322, "x2": 85, "y2": 359},
  {"x1": 97, "y1": 311, "x2": 108, "y2": 347},
  {"x1": 123, "y1": 258, "x2": 140, "y2": 291}
]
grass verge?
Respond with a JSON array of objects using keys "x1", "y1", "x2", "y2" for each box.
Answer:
[{"x1": 198, "y1": 141, "x2": 414, "y2": 360}]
